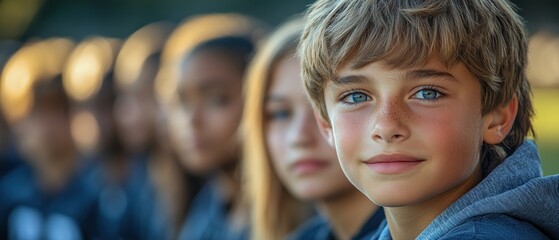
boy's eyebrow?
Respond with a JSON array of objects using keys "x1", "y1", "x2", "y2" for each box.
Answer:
[
  {"x1": 406, "y1": 69, "x2": 457, "y2": 82},
  {"x1": 333, "y1": 74, "x2": 369, "y2": 85},
  {"x1": 332, "y1": 69, "x2": 456, "y2": 86}
]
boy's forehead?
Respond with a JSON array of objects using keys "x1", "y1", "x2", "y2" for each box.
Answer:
[{"x1": 333, "y1": 55, "x2": 456, "y2": 81}]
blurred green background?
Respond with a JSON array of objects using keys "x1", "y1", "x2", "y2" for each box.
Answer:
[
  {"x1": 1, "y1": 0, "x2": 558, "y2": 175},
  {"x1": 532, "y1": 88, "x2": 559, "y2": 175}
]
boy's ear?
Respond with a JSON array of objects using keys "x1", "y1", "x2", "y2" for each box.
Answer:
[
  {"x1": 483, "y1": 95, "x2": 518, "y2": 144},
  {"x1": 314, "y1": 111, "x2": 335, "y2": 147}
]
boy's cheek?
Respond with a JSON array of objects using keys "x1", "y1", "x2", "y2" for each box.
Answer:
[
  {"x1": 330, "y1": 113, "x2": 368, "y2": 167},
  {"x1": 331, "y1": 123, "x2": 370, "y2": 196}
]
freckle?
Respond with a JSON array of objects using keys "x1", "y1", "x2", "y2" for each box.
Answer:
[{"x1": 386, "y1": 101, "x2": 409, "y2": 124}]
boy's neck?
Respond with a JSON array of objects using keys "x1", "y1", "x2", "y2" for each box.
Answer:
[
  {"x1": 385, "y1": 167, "x2": 482, "y2": 240},
  {"x1": 317, "y1": 188, "x2": 378, "y2": 240}
]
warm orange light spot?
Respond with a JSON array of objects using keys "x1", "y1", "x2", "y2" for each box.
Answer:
[{"x1": 70, "y1": 109, "x2": 100, "y2": 154}]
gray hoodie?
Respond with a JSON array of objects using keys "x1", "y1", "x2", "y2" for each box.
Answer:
[{"x1": 376, "y1": 140, "x2": 559, "y2": 239}]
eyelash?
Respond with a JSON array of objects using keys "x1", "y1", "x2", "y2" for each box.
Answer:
[
  {"x1": 412, "y1": 85, "x2": 445, "y2": 102},
  {"x1": 339, "y1": 89, "x2": 370, "y2": 106},
  {"x1": 338, "y1": 85, "x2": 445, "y2": 106}
]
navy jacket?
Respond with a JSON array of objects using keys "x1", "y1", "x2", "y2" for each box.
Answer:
[
  {"x1": 178, "y1": 179, "x2": 248, "y2": 240},
  {"x1": 0, "y1": 162, "x2": 101, "y2": 239},
  {"x1": 289, "y1": 208, "x2": 385, "y2": 240}
]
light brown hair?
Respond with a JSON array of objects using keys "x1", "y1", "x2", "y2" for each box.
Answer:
[
  {"x1": 241, "y1": 17, "x2": 310, "y2": 240},
  {"x1": 299, "y1": 0, "x2": 534, "y2": 169}
]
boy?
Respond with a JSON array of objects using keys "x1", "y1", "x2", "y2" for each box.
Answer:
[{"x1": 298, "y1": 0, "x2": 559, "y2": 239}]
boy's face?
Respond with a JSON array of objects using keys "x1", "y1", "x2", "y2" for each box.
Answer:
[{"x1": 320, "y1": 57, "x2": 495, "y2": 207}]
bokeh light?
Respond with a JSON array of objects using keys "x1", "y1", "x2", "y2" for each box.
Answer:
[
  {"x1": 63, "y1": 37, "x2": 120, "y2": 102},
  {"x1": 0, "y1": 38, "x2": 73, "y2": 123},
  {"x1": 70, "y1": 109, "x2": 100, "y2": 154},
  {"x1": 114, "y1": 21, "x2": 174, "y2": 90}
]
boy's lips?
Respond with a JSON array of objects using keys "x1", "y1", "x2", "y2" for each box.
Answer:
[{"x1": 363, "y1": 154, "x2": 424, "y2": 174}]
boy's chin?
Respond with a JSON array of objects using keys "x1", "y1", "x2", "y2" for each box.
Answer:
[
  {"x1": 369, "y1": 197, "x2": 421, "y2": 208},
  {"x1": 363, "y1": 187, "x2": 430, "y2": 208}
]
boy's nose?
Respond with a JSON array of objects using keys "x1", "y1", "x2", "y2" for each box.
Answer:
[{"x1": 370, "y1": 100, "x2": 410, "y2": 143}]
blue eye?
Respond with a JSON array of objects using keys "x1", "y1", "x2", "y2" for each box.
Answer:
[
  {"x1": 342, "y1": 92, "x2": 370, "y2": 104},
  {"x1": 414, "y1": 89, "x2": 441, "y2": 100}
]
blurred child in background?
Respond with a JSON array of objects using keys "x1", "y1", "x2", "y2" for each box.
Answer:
[
  {"x1": 0, "y1": 39, "x2": 102, "y2": 239},
  {"x1": 113, "y1": 21, "x2": 194, "y2": 238},
  {"x1": 173, "y1": 35, "x2": 255, "y2": 240},
  {"x1": 242, "y1": 18, "x2": 384, "y2": 240},
  {"x1": 156, "y1": 14, "x2": 266, "y2": 239},
  {"x1": 65, "y1": 36, "x2": 166, "y2": 239}
]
